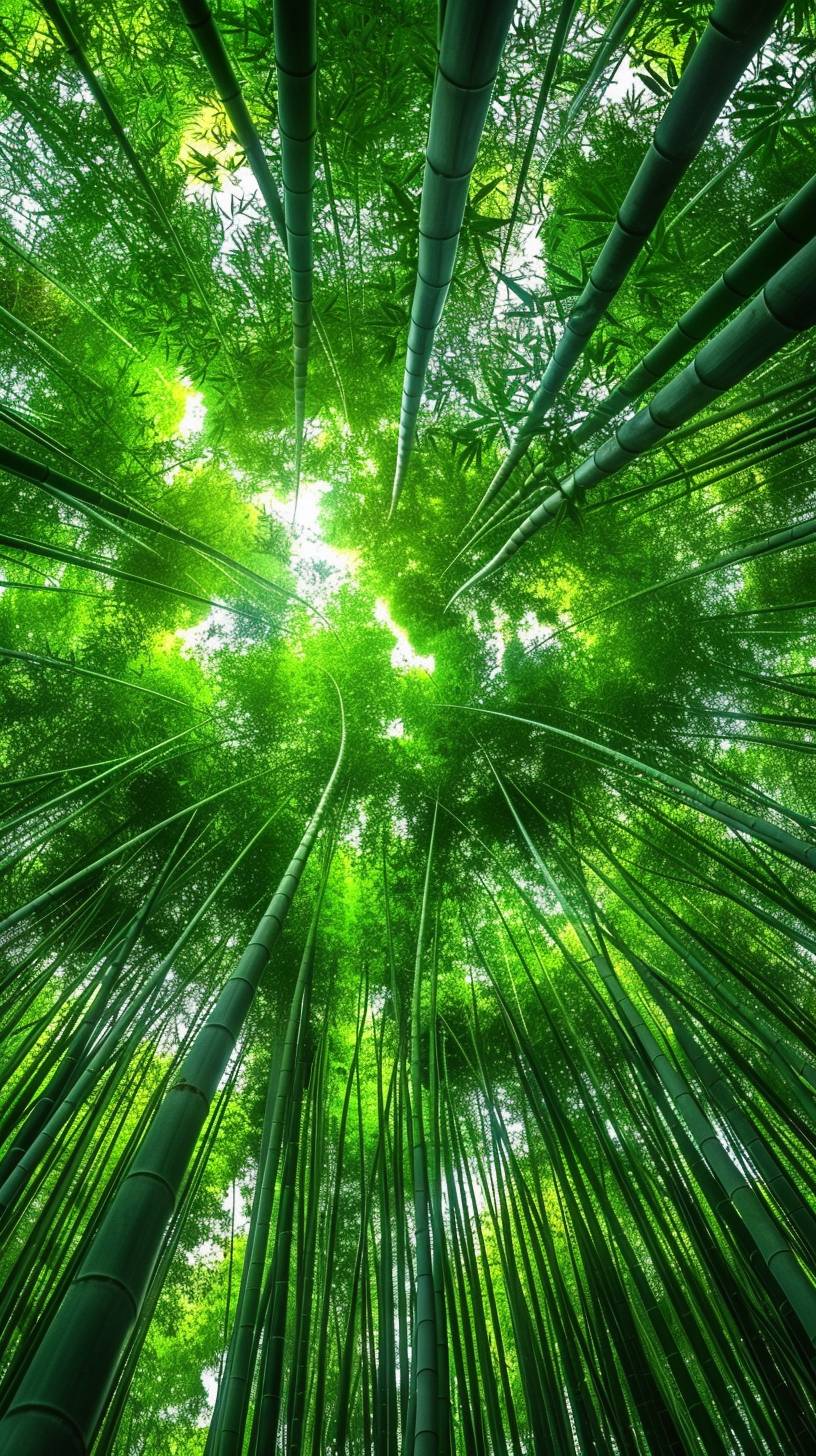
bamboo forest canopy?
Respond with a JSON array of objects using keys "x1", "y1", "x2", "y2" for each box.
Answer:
[{"x1": 2, "y1": 0, "x2": 816, "y2": 1452}]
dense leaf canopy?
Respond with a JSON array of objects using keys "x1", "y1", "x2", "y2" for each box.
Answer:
[{"x1": 1, "y1": 2, "x2": 815, "y2": 1454}]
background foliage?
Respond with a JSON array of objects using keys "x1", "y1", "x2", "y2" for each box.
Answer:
[{"x1": 1, "y1": 2, "x2": 816, "y2": 1453}]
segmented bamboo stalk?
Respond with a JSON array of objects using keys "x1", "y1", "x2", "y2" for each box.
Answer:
[
  {"x1": 409, "y1": 803, "x2": 441, "y2": 1456},
  {"x1": 177, "y1": 0, "x2": 286, "y2": 238},
  {"x1": 575, "y1": 171, "x2": 816, "y2": 440},
  {"x1": 390, "y1": 0, "x2": 516, "y2": 513},
  {"x1": 274, "y1": 0, "x2": 317, "y2": 517},
  {"x1": 0, "y1": 684, "x2": 344, "y2": 1455},
  {"x1": 449, "y1": 235, "x2": 816, "y2": 603},
  {"x1": 176, "y1": 0, "x2": 345, "y2": 437},
  {"x1": 473, "y1": 0, "x2": 787, "y2": 519}
]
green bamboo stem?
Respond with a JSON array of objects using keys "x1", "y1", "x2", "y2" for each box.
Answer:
[
  {"x1": 176, "y1": 0, "x2": 287, "y2": 240},
  {"x1": 0, "y1": 683, "x2": 344, "y2": 1454},
  {"x1": 0, "y1": 533, "x2": 263, "y2": 621},
  {"x1": 472, "y1": 0, "x2": 787, "y2": 519},
  {"x1": 0, "y1": 443, "x2": 324, "y2": 620},
  {"x1": 575, "y1": 171, "x2": 816, "y2": 440},
  {"x1": 390, "y1": 0, "x2": 515, "y2": 513},
  {"x1": 0, "y1": 801, "x2": 291, "y2": 1222},
  {"x1": 273, "y1": 0, "x2": 317, "y2": 519},
  {"x1": 449, "y1": 236, "x2": 816, "y2": 603},
  {"x1": 212, "y1": 841, "x2": 333, "y2": 1455},
  {"x1": 408, "y1": 803, "x2": 439, "y2": 1456}
]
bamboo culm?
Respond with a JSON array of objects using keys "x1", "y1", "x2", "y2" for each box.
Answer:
[
  {"x1": 449, "y1": 235, "x2": 816, "y2": 604},
  {"x1": 575, "y1": 170, "x2": 816, "y2": 441},
  {"x1": 0, "y1": 684, "x2": 345, "y2": 1456},
  {"x1": 473, "y1": 0, "x2": 787, "y2": 518},
  {"x1": 274, "y1": 0, "x2": 317, "y2": 515},
  {"x1": 390, "y1": 0, "x2": 516, "y2": 513}
]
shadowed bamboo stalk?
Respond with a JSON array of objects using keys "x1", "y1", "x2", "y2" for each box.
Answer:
[
  {"x1": 449, "y1": 236, "x2": 816, "y2": 604},
  {"x1": 0, "y1": 533, "x2": 263, "y2": 622},
  {"x1": 274, "y1": 0, "x2": 317, "y2": 519},
  {"x1": 471, "y1": 0, "x2": 787, "y2": 521},
  {"x1": 574, "y1": 171, "x2": 816, "y2": 441},
  {"x1": 0, "y1": 682, "x2": 345, "y2": 1456},
  {"x1": 0, "y1": 443, "x2": 324, "y2": 620},
  {"x1": 390, "y1": 0, "x2": 516, "y2": 513},
  {"x1": 408, "y1": 802, "x2": 441, "y2": 1456},
  {"x1": 176, "y1": 0, "x2": 346, "y2": 426},
  {"x1": 210, "y1": 826, "x2": 337, "y2": 1455}
]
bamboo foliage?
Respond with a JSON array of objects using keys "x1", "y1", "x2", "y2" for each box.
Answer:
[
  {"x1": 1, "y1": 2, "x2": 816, "y2": 1453},
  {"x1": 177, "y1": 0, "x2": 287, "y2": 241},
  {"x1": 38, "y1": 0, "x2": 237, "y2": 372}
]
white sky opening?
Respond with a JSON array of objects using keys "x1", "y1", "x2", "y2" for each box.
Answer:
[
  {"x1": 373, "y1": 599, "x2": 435, "y2": 674},
  {"x1": 255, "y1": 475, "x2": 359, "y2": 611},
  {"x1": 174, "y1": 379, "x2": 207, "y2": 439}
]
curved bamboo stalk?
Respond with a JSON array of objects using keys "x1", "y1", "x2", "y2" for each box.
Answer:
[
  {"x1": 176, "y1": 0, "x2": 287, "y2": 239},
  {"x1": 0, "y1": 680, "x2": 345, "y2": 1455},
  {"x1": 575, "y1": 171, "x2": 816, "y2": 441},
  {"x1": 445, "y1": 702, "x2": 816, "y2": 870},
  {"x1": 0, "y1": 533, "x2": 264, "y2": 622},
  {"x1": 448, "y1": 236, "x2": 816, "y2": 603},
  {"x1": 471, "y1": 0, "x2": 787, "y2": 520},
  {"x1": 0, "y1": 645, "x2": 205, "y2": 712},
  {"x1": 0, "y1": 443, "x2": 325, "y2": 621},
  {"x1": 390, "y1": 0, "x2": 516, "y2": 513}
]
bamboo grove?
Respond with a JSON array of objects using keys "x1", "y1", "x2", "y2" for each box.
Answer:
[{"x1": 0, "y1": 1, "x2": 815, "y2": 1452}]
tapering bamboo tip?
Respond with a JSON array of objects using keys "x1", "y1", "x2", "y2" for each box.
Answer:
[
  {"x1": 444, "y1": 582, "x2": 467, "y2": 612},
  {"x1": 389, "y1": 467, "x2": 403, "y2": 519}
]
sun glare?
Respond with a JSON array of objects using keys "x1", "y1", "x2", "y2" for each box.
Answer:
[{"x1": 174, "y1": 380, "x2": 207, "y2": 440}]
